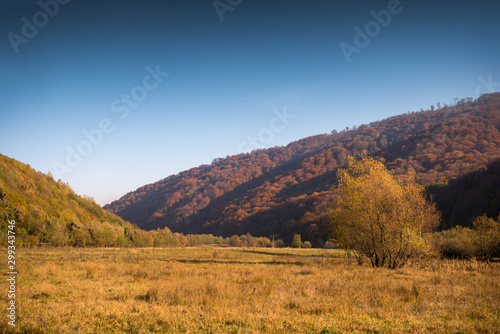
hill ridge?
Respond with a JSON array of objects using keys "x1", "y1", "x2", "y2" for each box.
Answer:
[
  {"x1": 105, "y1": 93, "x2": 500, "y2": 241},
  {"x1": 0, "y1": 153, "x2": 151, "y2": 246}
]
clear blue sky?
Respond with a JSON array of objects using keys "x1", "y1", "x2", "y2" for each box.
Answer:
[{"x1": 1, "y1": 0, "x2": 499, "y2": 205}]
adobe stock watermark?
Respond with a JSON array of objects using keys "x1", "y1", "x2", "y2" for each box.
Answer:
[
  {"x1": 339, "y1": 0, "x2": 411, "y2": 64},
  {"x1": 6, "y1": 220, "x2": 17, "y2": 327},
  {"x1": 7, "y1": 0, "x2": 71, "y2": 54},
  {"x1": 237, "y1": 107, "x2": 296, "y2": 153},
  {"x1": 475, "y1": 74, "x2": 500, "y2": 97},
  {"x1": 213, "y1": 0, "x2": 243, "y2": 22},
  {"x1": 51, "y1": 65, "x2": 169, "y2": 180}
]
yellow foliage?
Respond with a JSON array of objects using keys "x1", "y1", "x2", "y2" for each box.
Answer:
[{"x1": 330, "y1": 156, "x2": 440, "y2": 268}]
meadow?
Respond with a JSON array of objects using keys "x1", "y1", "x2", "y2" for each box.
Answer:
[{"x1": 1, "y1": 247, "x2": 499, "y2": 333}]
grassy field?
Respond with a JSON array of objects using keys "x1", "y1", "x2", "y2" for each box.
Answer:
[{"x1": 1, "y1": 247, "x2": 499, "y2": 333}]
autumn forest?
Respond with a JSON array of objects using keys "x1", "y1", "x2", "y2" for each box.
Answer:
[
  {"x1": 0, "y1": 93, "x2": 498, "y2": 254},
  {"x1": 104, "y1": 93, "x2": 500, "y2": 244}
]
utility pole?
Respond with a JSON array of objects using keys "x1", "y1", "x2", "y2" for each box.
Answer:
[{"x1": 270, "y1": 234, "x2": 277, "y2": 248}]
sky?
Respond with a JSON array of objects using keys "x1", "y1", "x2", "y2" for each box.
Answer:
[{"x1": 1, "y1": 0, "x2": 499, "y2": 205}]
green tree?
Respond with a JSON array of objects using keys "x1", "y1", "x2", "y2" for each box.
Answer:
[
  {"x1": 274, "y1": 239, "x2": 285, "y2": 248},
  {"x1": 69, "y1": 229, "x2": 87, "y2": 247},
  {"x1": 292, "y1": 234, "x2": 302, "y2": 248},
  {"x1": 470, "y1": 214, "x2": 500, "y2": 262},
  {"x1": 330, "y1": 156, "x2": 440, "y2": 268},
  {"x1": 302, "y1": 241, "x2": 312, "y2": 248},
  {"x1": 46, "y1": 218, "x2": 69, "y2": 246}
]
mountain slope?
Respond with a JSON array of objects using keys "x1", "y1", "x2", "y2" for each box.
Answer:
[
  {"x1": 0, "y1": 154, "x2": 147, "y2": 246},
  {"x1": 105, "y1": 93, "x2": 500, "y2": 241},
  {"x1": 427, "y1": 157, "x2": 500, "y2": 230}
]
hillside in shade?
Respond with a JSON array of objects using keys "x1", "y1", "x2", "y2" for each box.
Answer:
[
  {"x1": 105, "y1": 93, "x2": 500, "y2": 242},
  {"x1": 427, "y1": 157, "x2": 500, "y2": 230}
]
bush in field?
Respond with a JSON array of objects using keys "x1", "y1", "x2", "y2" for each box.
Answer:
[
  {"x1": 274, "y1": 239, "x2": 285, "y2": 248},
  {"x1": 330, "y1": 156, "x2": 440, "y2": 268},
  {"x1": 228, "y1": 235, "x2": 241, "y2": 247},
  {"x1": 433, "y1": 215, "x2": 500, "y2": 261},
  {"x1": 324, "y1": 240, "x2": 337, "y2": 249},
  {"x1": 302, "y1": 241, "x2": 312, "y2": 248},
  {"x1": 240, "y1": 233, "x2": 258, "y2": 247},
  {"x1": 432, "y1": 226, "x2": 475, "y2": 259},
  {"x1": 257, "y1": 237, "x2": 272, "y2": 247},
  {"x1": 69, "y1": 229, "x2": 87, "y2": 247},
  {"x1": 470, "y1": 214, "x2": 500, "y2": 262}
]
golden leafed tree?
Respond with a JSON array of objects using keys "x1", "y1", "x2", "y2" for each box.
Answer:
[{"x1": 330, "y1": 156, "x2": 440, "y2": 268}]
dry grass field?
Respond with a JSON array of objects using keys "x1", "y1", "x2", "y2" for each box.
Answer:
[{"x1": 1, "y1": 247, "x2": 499, "y2": 333}]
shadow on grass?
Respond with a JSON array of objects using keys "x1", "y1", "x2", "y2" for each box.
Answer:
[
  {"x1": 238, "y1": 249, "x2": 343, "y2": 258},
  {"x1": 172, "y1": 259, "x2": 306, "y2": 266}
]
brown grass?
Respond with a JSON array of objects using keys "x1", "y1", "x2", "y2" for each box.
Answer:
[{"x1": 1, "y1": 247, "x2": 499, "y2": 333}]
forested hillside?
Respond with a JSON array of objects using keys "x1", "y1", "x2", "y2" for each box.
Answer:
[
  {"x1": 427, "y1": 157, "x2": 500, "y2": 230},
  {"x1": 0, "y1": 153, "x2": 287, "y2": 248},
  {"x1": 106, "y1": 93, "x2": 500, "y2": 242},
  {"x1": 0, "y1": 154, "x2": 162, "y2": 246}
]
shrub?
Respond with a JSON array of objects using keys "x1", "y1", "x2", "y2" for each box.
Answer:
[
  {"x1": 324, "y1": 240, "x2": 337, "y2": 249},
  {"x1": 69, "y1": 229, "x2": 87, "y2": 247},
  {"x1": 274, "y1": 239, "x2": 285, "y2": 248},
  {"x1": 228, "y1": 235, "x2": 241, "y2": 247},
  {"x1": 470, "y1": 214, "x2": 500, "y2": 262}
]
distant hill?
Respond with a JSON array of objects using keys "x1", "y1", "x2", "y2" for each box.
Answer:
[
  {"x1": 105, "y1": 93, "x2": 500, "y2": 242},
  {"x1": 0, "y1": 154, "x2": 150, "y2": 246}
]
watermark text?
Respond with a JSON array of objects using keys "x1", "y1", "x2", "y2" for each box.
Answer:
[
  {"x1": 7, "y1": 0, "x2": 71, "y2": 54},
  {"x1": 6, "y1": 220, "x2": 16, "y2": 327}
]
